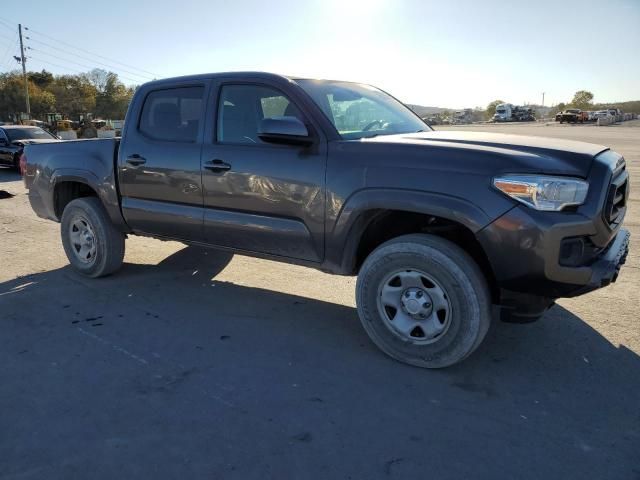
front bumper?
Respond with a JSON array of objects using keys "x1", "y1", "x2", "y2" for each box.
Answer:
[
  {"x1": 567, "y1": 228, "x2": 630, "y2": 296},
  {"x1": 477, "y1": 205, "x2": 630, "y2": 299}
]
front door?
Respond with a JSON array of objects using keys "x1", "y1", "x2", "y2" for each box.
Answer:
[
  {"x1": 200, "y1": 82, "x2": 327, "y2": 262},
  {"x1": 118, "y1": 84, "x2": 207, "y2": 241}
]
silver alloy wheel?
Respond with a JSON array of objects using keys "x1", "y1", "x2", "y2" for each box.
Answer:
[
  {"x1": 377, "y1": 269, "x2": 452, "y2": 344},
  {"x1": 68, "y1": 215, "x2": 97, "y2": 264}
]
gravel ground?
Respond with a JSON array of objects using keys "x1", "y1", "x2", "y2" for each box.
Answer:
[{"x1": 0, "y1": 122, "x2": 638, "y2": 479}]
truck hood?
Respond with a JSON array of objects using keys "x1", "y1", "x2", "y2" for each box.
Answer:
[{"x1": 362, "y1": 130, "x2": 607, "y2": 177}]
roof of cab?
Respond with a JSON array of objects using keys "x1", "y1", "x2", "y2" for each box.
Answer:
[{"x1": 140, "y1": 71, "x2": 296, "y2": 88}]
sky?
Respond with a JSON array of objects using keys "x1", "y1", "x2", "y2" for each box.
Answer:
[{"x1": 1, "y1": 0, "x2": 638, "y2": 109}]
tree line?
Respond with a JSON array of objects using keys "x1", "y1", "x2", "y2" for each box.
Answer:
[
  {"x1": 0, "y1": 68, "x2": 136, "y2": 122},
  {"x1": 486, "y1": 90, "x2": 639, "y2": 119}
]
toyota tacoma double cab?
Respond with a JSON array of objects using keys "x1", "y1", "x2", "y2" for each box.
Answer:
[{"x1": 22, "y1": 72, "x2": 631, "y2": 368}]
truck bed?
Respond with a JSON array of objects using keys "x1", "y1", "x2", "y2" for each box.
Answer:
[{"x1": 23, "y1": 138, "x2": 123, "y2": 226}]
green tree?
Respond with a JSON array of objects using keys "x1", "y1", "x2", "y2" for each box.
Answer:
[
  {"x1": 570, "y1": 90, "x2": 594, "y2": 110},
  {"x1": 30, "y1": 89, "x2": 56, "y2": 118},
  {"x1": 48, "y1": 74, "x2": 97, "y2": 118},
  {"x1": 0, "y1": 72, "x2": 34, "y2": 121},
  {"x1": 28, "y1": 70, "x2": 54, "y2": 89},
  {"x1": 0, "y1": 69, "x2": 139, "y2": 122},
  {"x1": 0, "y1": 72, "x2": 57, "y2": 121},
  {"x1": 86, "y1": 68, "x2": 111, "y2": 93},
  {"x1": 486, "y1": 100, "x2": 505, "y2": 119},
  {"x1": 95, "y1": 73, "x2": 135, "y2": 119}
]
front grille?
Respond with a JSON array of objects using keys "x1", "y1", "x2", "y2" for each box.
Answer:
[{"x1": 604, "y1": 169, "x2": 628, "y2": 227}]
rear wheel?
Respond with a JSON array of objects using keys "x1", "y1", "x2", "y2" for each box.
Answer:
[
  {"x1": 61, "y1": 197, "x2": 125, "y2": 277},
  {"x1": 356, "y1": 234, "x2": 491, "y2": 368}
]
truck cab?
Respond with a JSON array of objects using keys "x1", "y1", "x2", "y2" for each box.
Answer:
[{"x1": 492, "y1": 103, "x2": 513, "y2": 122}]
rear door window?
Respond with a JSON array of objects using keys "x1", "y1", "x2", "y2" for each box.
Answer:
[{"x1": 139, "y1": 86, "x2": 204, "y2": 142}]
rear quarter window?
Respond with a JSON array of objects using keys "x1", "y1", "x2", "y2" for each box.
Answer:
[{"x1": 138, "y1": 86, "x2": 204, "y2": 142}]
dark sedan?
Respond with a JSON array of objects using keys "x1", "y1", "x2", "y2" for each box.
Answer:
[{"x1": 0, "y1": 125, "x2": 60, "y2": 171}]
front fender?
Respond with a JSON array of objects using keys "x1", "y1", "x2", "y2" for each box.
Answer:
[{"x1": 324, "y1": 188, "x2": 500, "y2": 274}]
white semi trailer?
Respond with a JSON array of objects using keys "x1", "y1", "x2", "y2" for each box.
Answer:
[{"x1": 492, "y1": 104, "x2": 535, "y2": 122}]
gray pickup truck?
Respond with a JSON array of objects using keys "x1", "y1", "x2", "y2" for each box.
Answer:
[{"x1": 23, "y1": 72, "x2": 630, "y2": 368}]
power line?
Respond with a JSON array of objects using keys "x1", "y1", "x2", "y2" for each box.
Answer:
[
  {"x1": 0, "y1": 32, "x2": 15, "y2": 43},
  {"x1": 0, "y1": 17, "x2": 15, "y2": 28},
  {"x1": 27, "y1": 55, "x2": 89, "y2": 76},
  {"x1": 27, "y1": 47, "x2": 144, "y2": 85},
  {"x1": 0, "y1": 18, "x2": 17, "y2": 69},
  {"x1": 25, "y1": 26, "x2": 160, "y2": 78},
  {"x1": 26, "y1": 37, "x2": 153, "y2": 82},
  {"x1": 0, "y1": 16, "x2": 18, "y2": 26},
  {"x1": 0, "y1": 40, "x2": 14, "y2": 59},
  {"x1": 0, "y1": 20, "x2": 16, "y2": 33},
  {"x1": 0, "y1": 38, "x2": 18, "y2": 69}
]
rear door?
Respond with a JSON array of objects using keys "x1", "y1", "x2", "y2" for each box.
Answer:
[
  {"x1": 199, "y1": 80, "x2": 327, "y2": 262},
  {"x1": 118, "y1": 82, "x2": 208, "y2": 241}
]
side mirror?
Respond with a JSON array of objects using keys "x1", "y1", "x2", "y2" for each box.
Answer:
[{"x1": 258, "y1": 116, "x2": 312, "y2": 146}]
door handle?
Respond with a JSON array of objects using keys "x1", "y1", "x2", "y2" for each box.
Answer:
[
  {"x1": 126, "y1": 154, "x2": 146, "y2": 166},
  {"x1": 204, "y1": 159, "x2": 231, "y2": 172}
]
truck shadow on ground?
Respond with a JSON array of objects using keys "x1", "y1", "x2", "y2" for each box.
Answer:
[{"x1": 1, "y1": 246, "x2": 638, "y2": 478}]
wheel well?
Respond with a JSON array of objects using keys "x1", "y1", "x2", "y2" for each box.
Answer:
[
  {"x1": 54, "y1": 181, "x2": 98, "y2": 219},
  {"x1": 353, "y1": 210, "x2": 499, "y2": 302}
]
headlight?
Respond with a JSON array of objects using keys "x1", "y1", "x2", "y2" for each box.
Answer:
[{"x1": 493, "y1": 175, "x2": 589, "y2": 211}]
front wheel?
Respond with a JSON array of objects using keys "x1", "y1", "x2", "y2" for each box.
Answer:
[
  {"x1": 61, "y1": 197, "x2": 125, "y2": 278},
  {"x1": 356, "y1": 234, "x2": 491, "y2": 368}
]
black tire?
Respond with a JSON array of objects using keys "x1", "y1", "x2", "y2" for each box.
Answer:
[
  {"x1": 60, "y1": 197, "x2": 125, "y2": 278},
  {"x1": 356, "y1": 234, "x2": 491, "y2": 368},
  {"x1": 13, "y1": 154, "x2": 21, "y2": 172}
]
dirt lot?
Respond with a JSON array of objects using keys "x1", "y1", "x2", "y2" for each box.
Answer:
[{"x1": 1, "y1": 123, "x2": 638, "y2": 479}]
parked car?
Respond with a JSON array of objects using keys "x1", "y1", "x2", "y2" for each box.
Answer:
[
  {"x1": 558, "y1": 109, "x2": 588, "y2": 124},
  {"x1": 22, "y1": 72, "x2": 631, "y2": 368},
  {"x1": 608, "y1": 109, "x2": 622, "y2": 122},
  {"x1": 0, "y1": 125, "x2": 60, "y2": 171},
  {"x1": 594, "y1": 110, "x2": 613, "y2": 120}
]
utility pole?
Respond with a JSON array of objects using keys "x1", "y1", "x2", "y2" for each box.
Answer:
[
  {"x1": 18, "y1": 24, "x2": 31, "y2": 119},
  {"x1": 541, "y1": 92, "x2": 545, "y2": 107}
]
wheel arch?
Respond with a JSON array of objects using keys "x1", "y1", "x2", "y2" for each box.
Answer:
[
  {"x1": 325, "y1": 189, "x2": 500, "y2": 301},
  {"x1": 49, "y1": 169, "x2": 129, "y2": 231}
]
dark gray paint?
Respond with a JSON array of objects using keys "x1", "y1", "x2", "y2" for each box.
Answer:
[{"x1": 23, "y1": 71, "x2": 630, "y2": 309}]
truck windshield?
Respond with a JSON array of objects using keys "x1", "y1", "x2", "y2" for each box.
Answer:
[
  {"x1": 5, "y1": 128, "x2": 56, "y2": 141},
  {"x1": 296, "y1": 79, "x2": 429, "y2": 139}
]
